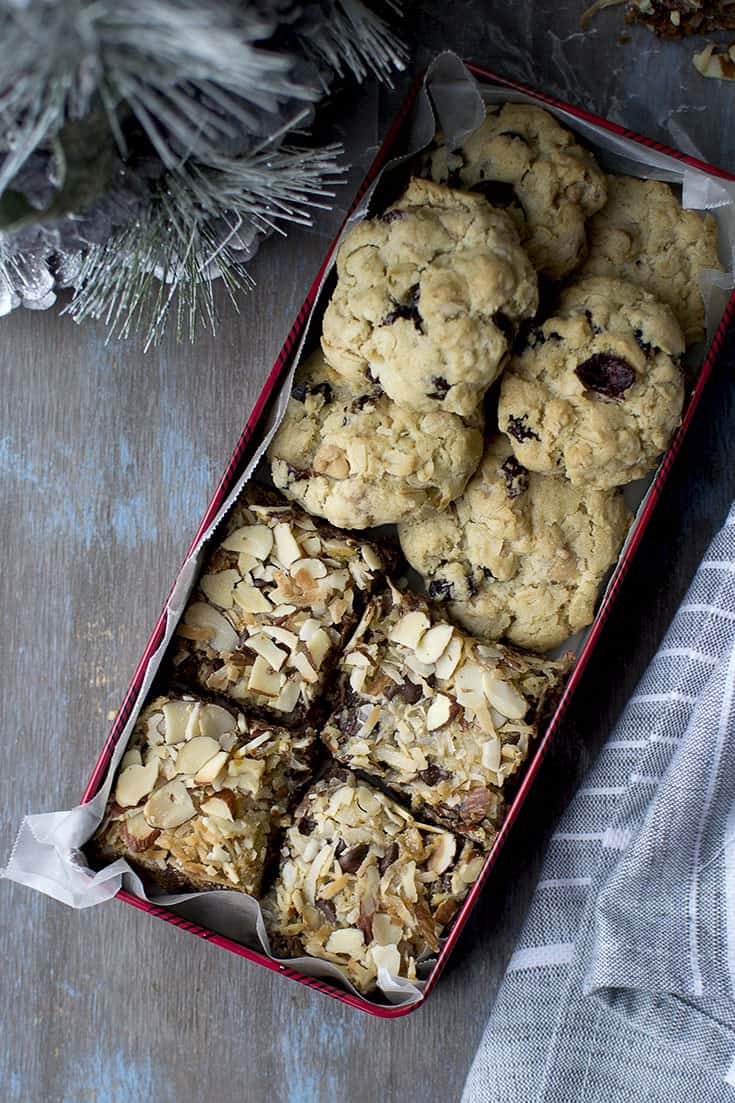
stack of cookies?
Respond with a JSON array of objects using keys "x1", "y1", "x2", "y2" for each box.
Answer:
[{"x1": 271, "y1": 101, "x2": 721, "y2": 653}]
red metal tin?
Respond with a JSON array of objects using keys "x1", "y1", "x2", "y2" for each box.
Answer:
[{"x1": 81, "y1": 62, "x2": 735, "y2": 1017}]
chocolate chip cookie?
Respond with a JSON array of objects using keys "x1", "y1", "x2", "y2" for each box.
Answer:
[
  {"x1": 320, "y1": 177, "x2": 538, "y2": 419},
  {"x1": 578, "y1": 175, "x2": 722, "y2": 345},
  {"x1": 399, "y1": 435, "x2": 631, "y2": 652},
  {"x1": 268, "y1": 350, "x2": 484, "y2": 529},
  {"x1": 497, "y1": 276, "x2": 685, "y2": 489},
  {"x1": 422, "y1": 103, "x2": 607, "y2": 280}
]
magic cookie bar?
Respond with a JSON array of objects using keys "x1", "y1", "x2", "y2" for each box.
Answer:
[
  {"x1": 264, "y1": 771, "x2": 484, "y2": 992},
  {"x1": 173, "y1": 495, "x2": 388, "y2": 721},
  {"x1": 323, "y1": 586, "x2": 570, "y2": 845},
  {"x1": 94, "y1": 694, "x2": 317, "y2": 896}
]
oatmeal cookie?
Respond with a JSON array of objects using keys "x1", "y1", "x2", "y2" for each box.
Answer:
[
  {"x1": 422, "y1": 102, "x2": 607, "y2": 280},
  {"x1": 399, "y1": 435, "x2": 631, "y2": 651},
  {"x1": 498, "y1": 276, "x2": 685, "y2": 489},
  {"x1": 579, "y1": 174, "x2": 722, "y2": 344},
  {"x1": 268, "y1": 350, "x2": 484, "y2": 529},
  {"x1": 320, "y1": 177, "x2": 538, "y2": 418}
]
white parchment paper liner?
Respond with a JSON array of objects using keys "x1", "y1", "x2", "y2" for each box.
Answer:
[{"x1": 4, "y1": 53, "x2": 734, "y2": 1008}]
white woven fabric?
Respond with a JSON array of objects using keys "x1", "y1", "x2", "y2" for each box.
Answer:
[{"x1": 464, "y1": 505, "x2": 735, "y2": 1103}]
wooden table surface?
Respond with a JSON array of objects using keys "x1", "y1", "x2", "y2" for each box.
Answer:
[{"x1": 2, "y1": 6, "x2": 734, "y2": 1102}]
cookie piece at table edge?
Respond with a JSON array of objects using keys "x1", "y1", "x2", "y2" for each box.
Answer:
[{"x1": 625, "y1": 0, "x2": 735, "y2": 37}]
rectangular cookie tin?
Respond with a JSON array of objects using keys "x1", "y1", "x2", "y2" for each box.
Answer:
[{"x1": 80, "y1": 61, "x2": 735, "y2": 1017}]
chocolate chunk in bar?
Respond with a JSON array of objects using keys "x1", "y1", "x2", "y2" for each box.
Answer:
[
  {"x1": 172, "y1": 494, "x2": 388, "y2": 722},
  {"x1": 322, "y1": 586, "x2": 570, "y2": 846},
  {"x1": 93, "y1": 694, "x2": 317, "y2": 897},
  {"x1": 263, "y1": 771, "x2": 484, "y2": 993}
]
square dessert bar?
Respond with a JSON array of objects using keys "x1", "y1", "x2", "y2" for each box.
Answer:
[
  {"x1": 264, "y1": 770, "x2": 484, "y2": 993},
  {"x1": 94, "y1": 694, "x2": 317, "y2": 897},
  {"x1": 172, "y1": 494, "x2": 388, "y2": 722},
  {"x1": 323, "y1": 586, "x2": 570, "y2": 846}
]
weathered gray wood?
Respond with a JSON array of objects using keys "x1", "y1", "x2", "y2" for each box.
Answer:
[{"x1": 2, "y1": 7, "x2": 735, "y2": 1102}]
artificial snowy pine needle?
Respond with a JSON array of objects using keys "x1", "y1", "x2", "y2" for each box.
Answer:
[
  {"x1": 65, "y1": 141, "x2": 346, "y2": 347},
  {"x1": 0, "y1": 0, "x2": 405, "y2": 343}
]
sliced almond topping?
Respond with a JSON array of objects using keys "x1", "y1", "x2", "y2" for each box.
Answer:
[
  {"x1": 274, "y1": 522, "x2": 301, "y2": 567},
  {"x1": 233, "y1": 583, "x2": 272, "y2": 614},
  {"x1": 490, "y1": 707, "x2": 507, "y2": 730},
  {"x1": 481, "y1": 737, "x2": 502, "y2": 772},
  {"x1": 194, "y1": 750, "x2": 229, "y2": 785},
  {"x1": 237, "y1": 551, "x2": 258, "y2": 576},
  {"x1": 460, "y1": 856, "x2": 485, "y2": 884},
  {"x1": 306, "y1": 627, "x2": 331, "y2": 668},
  {"x1": 377, "y1": 746, "x2": 417, "y2": 774},
  {"x1": 120, "y1": 748, "x2": 142, "y2": 769},
  {"x1": 361, "y1": 543, "x2": 383, "y2": 571},
  {"x1": 428, "y1": 833, "x2": 456, "y2": 875},
  {"x1": 241, "y1": 731, "x2": 271, "y2": 752},
  {"x1": 227, "y1": 756, "x2": 265, "y2": 795},
  {"x1": 359, "y1": 704, "x2": 382, "y2": 737},
  {"x1": 325, "y1": 928, "x2": 365, "y2": 957},
  {"x1": 175, "y1": 735, "x2": 221, "y2": 776},
  {"x1": 408, "y1": 745, "x2": 428, "y2": 772},
  {"x1": 473, "y1": 699, "x2": 498, "y2": 735},
  {"x1": 415, "y1": 623, "x2": 454, "y2": 665},
  {"x1": 370, "y1": 943, "x2": 401, "y2": 976},
  {"x1": 115, "y1": 758, "x2": 160, "y2": 807},
  {"x1": 291, "y1": 650, "x2": 318, "y2": 684},
  {"x1": 248, "y1": 655, "x2": 284, "y2": 697},
  {"x1": 454, "y1": 662, "x2": 485, "y2": 698},
  {"x1": 354, "y1": 785, "x2": 381, "y2": 815},
  {"x1": 343, "y1": 651, "x2": 370, "y2": 668},
  {"x1": 272, "y1": 603, "x2": 297, "y2": 618},
  {"x1": 349, "y1": 664, "x2": 367, "y2": 693},
  {"x1": 482, "y1": 674, "x2": 527, "y2": 720},
  {"x1": 435, "y1": 636, "x2": 463, "y2": 681},
  {"x1": 400, "y1": 861, "x2": 418, "y2": 902},
  {"x1": 246, "y1": 633, "x2": 287, "y2": 671},
  {"x1": 184, "y1": 701, "x2": 201, "y2": 742},
  {"x1": 389, "y1": 610, "x2": 431, "y2": 650},
  {"x1": 298, "y1": 617, "x2": 322, "y2": 641},
  {"x1": 290, "y1": 557, "x2": 327, "y2": 580},
  {"x1": 183, "y1": 603, "x2": 238, "y2": 653},
  {"x1": 161, "y1": 699, "x2": 193, "y2": 744},
  {"x1": 426, "y1": 693, "x2": 452, "y2": 731},
  {"x1": 198, "y1": 704, "x2": 236, "y2": 739},
  {"x1": 220, "y1": 524, "x2": 273, "y2": 560},
  {"x1": 200, "y1": 569, "x2": 239, "y2": 610},
  {"x1": 371, "y1": 913, "x2": 403, "y2": 946},
  {"x1": 276, "y1": 679, "x2": 301, "y2": 712},
  {"x1": 693, "y1": 42, "x2": 735, "y2": 81},
  {"x1": 143, "y1": 779, "x2": 196, "y2": 830},
  {"x1": 261, "y1": 625, "x2": 299, "y2": 648},
  {"x1": 200, "y1": 793, "x2": 236, "y2": 821},
  {"x1": 119, "y1": 812, "x2": 160, "y2": 853}
]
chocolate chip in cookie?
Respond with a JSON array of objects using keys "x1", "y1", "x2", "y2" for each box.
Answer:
[
  {"x1": 575, "y1": 353, "x2": 636, "y2": 399},
  {"x1": 506, "y1": 414, "x2": 540, "y2": 442}
]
